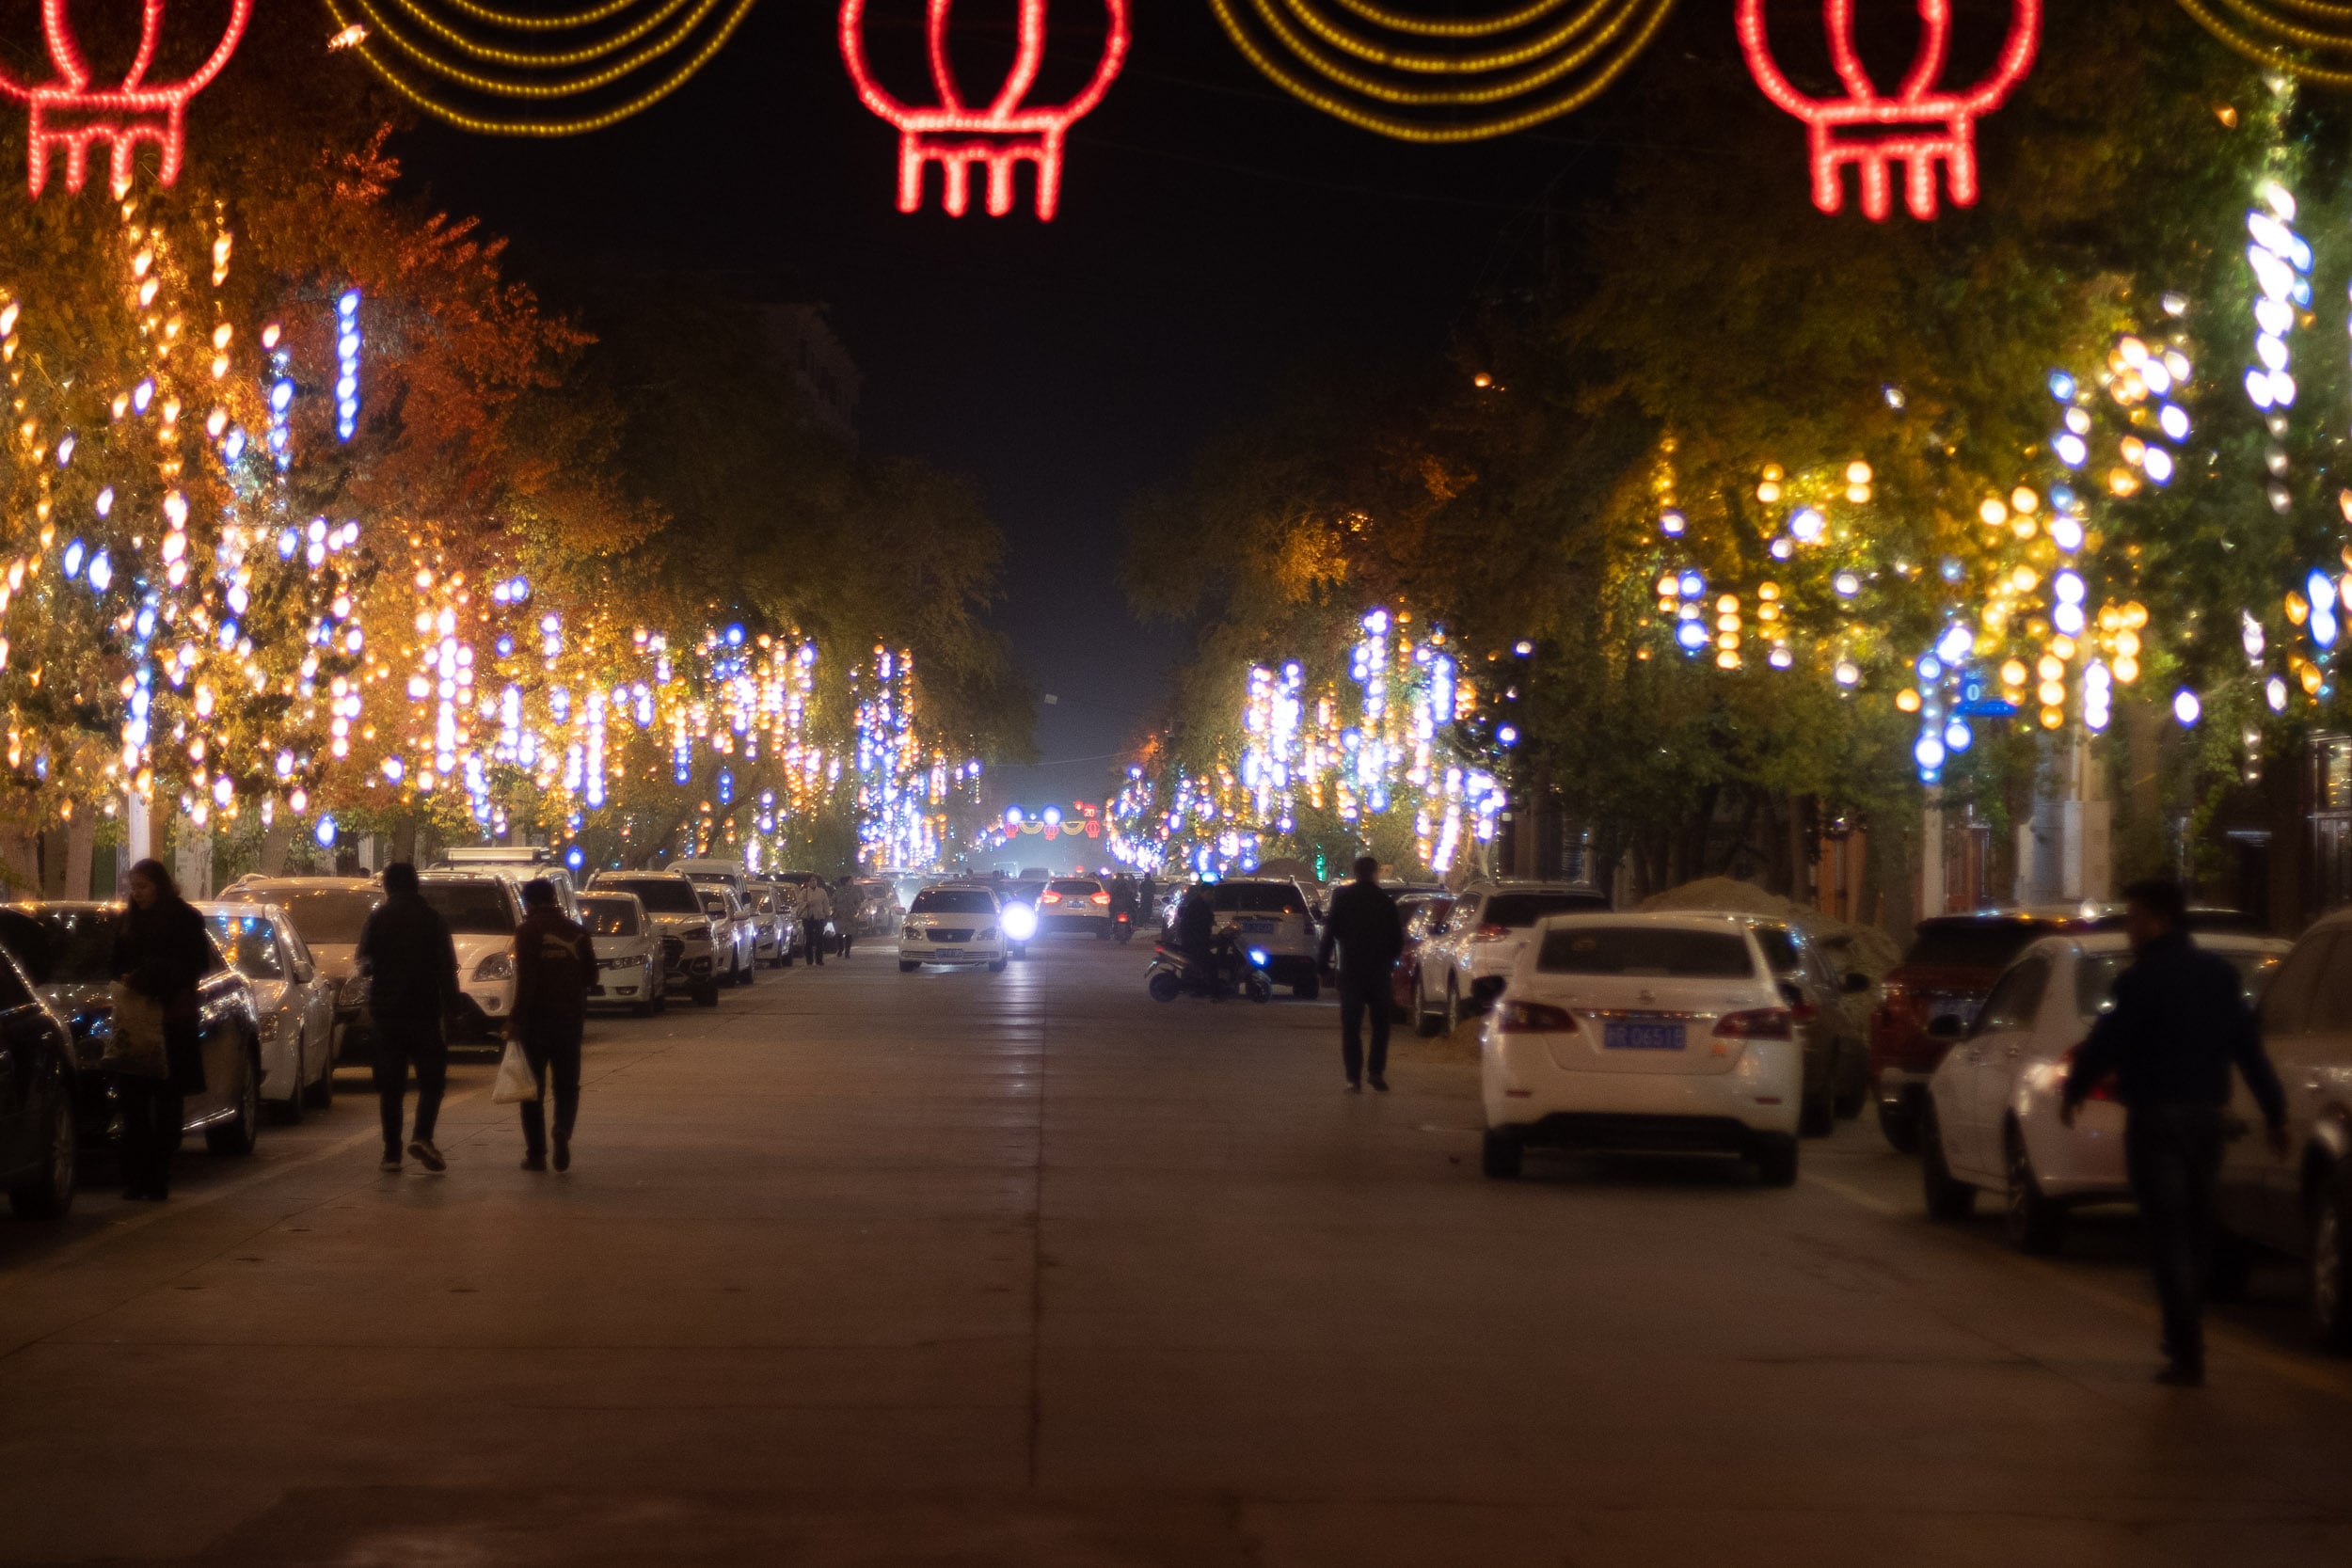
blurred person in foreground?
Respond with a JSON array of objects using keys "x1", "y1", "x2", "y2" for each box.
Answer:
[
  {"x1": 357, "y1": 862, "x2": 459, "y2": 1174},
  {"x1": 110, "y1": 859, "x2": 212, "y2": 1200},
  {"x1": 511, "y1": 879, "x2": 594, "y2": 1172},
  {"x1": 2062, "y1": 877, "x2": 2289, "y2": 1387},
  {"x1": 1318, "y1": 856, "x2": 1405, "y2": 1094}
]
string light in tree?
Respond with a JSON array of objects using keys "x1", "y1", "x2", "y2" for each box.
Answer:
[
  {"x1": 1737, "y1": 0, "x2": 2042, "y2": 220},
  {"x1": 839, "y1": 0, "x2": 1130, "y2": 220},
  {"x1": 0, "y1": 0, "x2": 252, "y2": 197},
  {"x1": 334, "y1": 291, "x2": 360, "y2": 441}
]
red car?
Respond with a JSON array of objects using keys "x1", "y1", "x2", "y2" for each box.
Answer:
[
  {"x1": 1391, "y1": 894, "x2": 1454, "y2": 1020},
  {"x1": 1871, "y1": 905, "x2": 2264, "y2": 1151}
]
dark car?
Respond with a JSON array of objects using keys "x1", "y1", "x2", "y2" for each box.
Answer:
[
  {"x1": 0, "y1": 903, "x2": 266, "y2": 1161},
  {"x1": 1869, "y1": 904, "x2": 2261, "y2": 1151},
  {"x1": 0, "y1": 933, "x2": 80, "y2": 1219}
]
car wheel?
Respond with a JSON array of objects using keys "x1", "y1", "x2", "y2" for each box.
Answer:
[
  {"x1": 304, "y1": 1038, "x2": 336, "y2": 1109},
  {"x1": 634, "y1": 995, "x2": 657, "y2": 1018},
  {"x1": 8, "y1": 1072, "x2": 76, "y2": 1220},
  {"x1": 739, "y1": 960, "x2": 755, "y2": 989},
  {"x1": 987, "y1": 958, "x2": 1008, "y2": 974},
  {"x1": 1481, "y1": 1129, "x2": 1523, "y2": 1180},
  {"x1": 1414, "y1": 973, "x2": 1442, "y2": 1037},
  {"x1": 1877, "y1": 1098, "x2": 1921, "y2": 1154},
  {"x1": 1293, "y1": 975, "x2": 1320, "y2": 1002},
  {"x1": 899, "y1": 960, "x2": 919, "y2": 973},
  {"x1": 1011, "y1": 944, "x2": 1027, "y2": 961},
  {"x1": 2309, "y1": 1164, "x2": 2352, "y2": 1352},
  {"x1": 1918, "y1": 1102, "x2": 1975, "y2": 1221},
  {"x1": 1751, "y1": 1133, "x2": 1800, "y2": 1188},
  {"x1": 1095, "y1": 926, "x2": 1108, "y2": 941},
  {"x1": 1444, "y1": 980, "x2": 1465, "y2": 1037},
  {"x1": 206, "y1": 1043, "x2": 262, "y2": 1157},
  {"x1": 2003, "y1": 1124, "x2": 2066, "y2": 1255},
  {"x1": 1799, "y1": 1084, "x2": 1835, "y2": 1139},
  {"x1": 1833, "y1": 1054, "x2": 1867, "y2": 1119},
  {"x1": 268, "y1": 1033, "x2": 305, "y2": 1126},
  {"x1": 1148, "y1": 971, "x2": 1182, "y2": 1003}
]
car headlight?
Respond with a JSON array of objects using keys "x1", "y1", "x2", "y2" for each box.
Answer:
[
  {"x1": 977, "y1": 928, "x2": 997, "y2": 941},
  {"x1": 473, "y1": 953, "x2": 515, "y2": 982},
  {"x1": 1001, "y1": 905, "x2": 1037, "y2": 940},
  {"x1": 339, "y1": 974, "x2": 371, "y2": 1006},
  {"x1": 904, "y1": 925, "x2": 919, "y2": 940}
]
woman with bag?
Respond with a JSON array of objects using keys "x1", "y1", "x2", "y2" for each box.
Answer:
[{"x1": 110, "y1": 859, "x2": 211, "y2": 1201}]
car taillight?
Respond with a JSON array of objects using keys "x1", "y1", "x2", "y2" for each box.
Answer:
[
  {"x1": 1470, "y1": 923, "x2": 1512, "y2": 942},
  {"x1": 2058, "y1": 1046, "x2": 2119, "y2": 1101},
  {"x1": 1041, "y1": 891, "x2": 1061, "y2": 904},
  {"x1": 1497, "y1": 1000, "x2": 1579, "y2": 1034},
  {"x1": 1716, "y1": 1008, "x2": 1794, "y2": 1040},
  {"x1": 1091, "y1": 892, "x2": 1110, "y2": 905}
]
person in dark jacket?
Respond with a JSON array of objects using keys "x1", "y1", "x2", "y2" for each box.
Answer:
[
  {"x1": 357, "y1": 862, "x2": 459, "y2": 1174},
  {"x1": 2062, "y1": 877, "x2": 2289, "y2": 1386},
  {"x1": 1318, "y1": 856, "x2": 1406, "y2": 1093},
  {"x1": 511, "y1": 879, "x2": 594, "y2": 1172},
  {"x1": 1174, "y1": 883, "x2": 1216, "y2": 969},
  {"x1": 110, "y1": 859, "x2": 212, "y2": 1201}
]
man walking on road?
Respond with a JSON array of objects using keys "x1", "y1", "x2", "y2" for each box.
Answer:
[
  {"x1": 357, "y1": 862, "x2": 459, "y2": 1174},
  {"x1": 2062, "y1": 877, "x2": 2289, "y2": 1387},
  {"x1": 1318, "y1": 855, "x2": 1405, "y2": 1093},
  {"x1": 512, "y1": 879, "x2": 595, "y2": 1172},
  {"x1": 801, "y1": 879, "x2": 832, "y2": 967}
]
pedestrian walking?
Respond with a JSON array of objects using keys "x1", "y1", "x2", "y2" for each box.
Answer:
[
  {"x1": 108, "y1": 859, "x2": 211, "y2": 1201},
  {"x1": 1318, "y1": 855, "x2": 1405, "y2": 1093},
  {"x1": 2061, "y1": 877, "x2": 2290, "y2": 1386},
  {"x1": 802, "y1": 879, "x2": 833, "y2": 967},
  {"x1": 357, "y1": 862, "x2": 460, "y2": 1173},
  {"x1": 835, "y1": 880, "x2": 857, "y2": 958},
  {"x1": 511, "y1": 879, "x2": 594, "y2": 1172}
]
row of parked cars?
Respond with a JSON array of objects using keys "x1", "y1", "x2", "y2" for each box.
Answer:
[{"x1": 0, "y1": 854, "x2": 843, "y2": 1224}]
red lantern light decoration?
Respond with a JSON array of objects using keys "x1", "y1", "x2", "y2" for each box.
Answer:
[
  {"x1": 838, "y1": 0, "x2": 1130, "y2": 220},
  {"x1": 1738, "y1": 0, "x2": 2040, "y2": 221},
  {"x1": 0, "y1": 0, "x2": 252, "y2": 198}
]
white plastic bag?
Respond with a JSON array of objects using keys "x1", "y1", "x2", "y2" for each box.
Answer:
[{"x1": 491, "y1": 1037, "x2": 542, "y2": 1105}]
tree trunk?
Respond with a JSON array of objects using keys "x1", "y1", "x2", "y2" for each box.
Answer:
[
  {"x1": 0, "y1": 829, "x2": 35, "y2": 898},
  {"x1": 64, "y1": 812, "x2": 95, "y2": 899},
  {"x1": 389, "y1": 815, "x2": 418, "y2": 867},
  {"x1": 259, "y1": 813, "x2": 294, "y2": 876}
]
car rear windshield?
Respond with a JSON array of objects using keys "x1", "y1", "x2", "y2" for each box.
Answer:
[
  {"x1": 1485, "y1": 893, "x2": 1606, "y2": 927},
  {"x1": 597, "y1": 878, "x2": 702, "y2": 914},
  {"x1": 1210, "y1": 883, "x2": 1307, "y2": 914},
  {"x1": 912, "y1": 889, "x2": 996, "y2": 914},
  {"x1": 2077, "y1": 949, "x2": 2284, "y2": 1016},
  {"x1": 1751, "y1": 926, "x2": 1802, "y2": 974},
  {"x1": 23, "y1": 908, "x2": 123, "y2": 983},
  {"x1": 1048, "y1": 880, "x2": 1102, "y2": 897},
  {"x1": 1901, "y1": 921, "x2": 2049, "y2": 970},
  {"x1": 421, "y1": 882, "x2": 516, "y2": 935},
  {"x1": 580, "y1": 897, "x2": 640, "y2": 937},
  {"x1": 271, "y1": 889, "x2": 377, "y2": 946},
  {"x1": 1538, "y1": 927, "x2": 1756, "y2": 978},
  {"x1": 206, "y1": 912, "x2": 286, "y2": 978}
]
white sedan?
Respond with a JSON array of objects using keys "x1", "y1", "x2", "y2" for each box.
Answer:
[
  {"x1": 898, "y1": 884, "x2": 1009, "y2": 972},
  {"x1": 1417, "y1": 881, "x2": 1611, "y2": 1036},
  {"x1": 1921, "y1": 929, "x2": 2289, "y2": 1251},
  {"x1": 1480, "y1": 913, "x2": 1805, "y2": 1186}
]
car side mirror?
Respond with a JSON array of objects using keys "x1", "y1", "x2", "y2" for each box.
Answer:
[
  {"x1": 1843, "y1": 972, "x2": 1872, "y2": 994},
  {"x1": 1926, "y1": 1014, "x2": 1966, "y2": 1040},
  {"x1": 294, "y1": 962, "x2": 316, "y2": 985}
]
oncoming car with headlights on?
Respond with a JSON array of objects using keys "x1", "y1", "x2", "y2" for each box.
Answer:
[
  {"x1": 1479, "y1": 913, "x2": 1805, "y2": 1187},
  {"x1": 899, "y1": 884, "x2": 1010, "y2": 972},
  {"x1": 415, "y1": 873, "x2": 526, "y2": 1039}
]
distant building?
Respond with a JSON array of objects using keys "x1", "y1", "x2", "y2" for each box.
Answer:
[{"x1": 760, "y1": 304, "x2": 860, "y2": 447}]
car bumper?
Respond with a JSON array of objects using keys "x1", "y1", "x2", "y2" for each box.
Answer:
[
  {"x1": 899, "y1": 941, "x2": 1007, "y2": 966},
  {"x1": 1041, "y1": 912, "x2": 1109, "y2": 932},
  {"x1": 1483, "y1": 1035, "x2": 1803, "y2": 1139},
  {"x1": 589, "y1": 965, "x2": 658, "y2": 1006},
  {"x1": 453, "y1": 986, "x2": 515, "y2": 1035}
]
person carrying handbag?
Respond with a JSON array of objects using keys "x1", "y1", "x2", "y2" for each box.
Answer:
[
  {"x1": 510, "y1": 879, "x2": 594, "y2": 1172},
  {"x1": 109, "y1": 859, "x2": 211, "y2": 1202}
]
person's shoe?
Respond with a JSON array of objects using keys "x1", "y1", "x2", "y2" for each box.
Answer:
[
  {"x1": 1346, "y1": 1079, "x2": 1362, "y2": 1093},
  {"x1": 379, "y1": 1155, "x2": 403, "y2": 1174},
  {"x1": 520, "y1": 1151, "x2": 547, "y2": 1172},
  {"x1": 407, "y1": 1140, "x2": 446, "y2": 1173},
  {"x1": 1368, "y1": 1077, "x2": 1390, "y2": 1093},
  {"x1": 2153, "y1": 1362, "x2": 2205, "y2": 1387},
  {"x1": 552, "y1": 1134, "x2": 570, "y2": 1173}
]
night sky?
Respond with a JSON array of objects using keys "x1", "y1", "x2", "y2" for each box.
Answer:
[{"x1": 393, "y1": 0, "x2": 1686, "y2": 808}]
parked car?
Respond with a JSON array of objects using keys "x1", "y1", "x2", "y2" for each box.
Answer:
[
  {"x1": 1479, "y1": 913, "x2": 1804, "y2": 1186},
  {"x1": 589, "y1": 871, "x2": 721, "y2": 1006},
  {"x1": 432, "y1": 847, "x2": 581, "y2": 917},
  {"x1": 1739, "y1": 917, "x2": 1874, "y2": 1135},
  {"x1": 744, "y1": 883, "x2": 793, "y2": 967},
  {"x1": 1202, "y1": 878, "x2": 1321, "y2": 997},
  {"x1": 0, "y1": 935, "x2": 81, "y2": 1219},
  {"x1": 1038, "y1": 877, "x2": 1113, "y2": 937},
  {"x1": 578, "y1": 891, "x2": 665, "y2": 1015},
  {"x1": 215, "y1": 875, "x2": 381, "y2": 1059},
  {"x1": 898, "y1": 883, "x2": 1009, "y2": 972},
  {"x1": 415, "y1": 873, "x2": 526, "y2": 1038},
  {"x1": 1391, "y1": 893, "x2": 1456, "y2": 1020},
  {"x1": 850, "y1": 878, "x2": 904, "y2": 937},
  {"x1": 2217, "y1": 907, "x2": 2352, "y2": 1347},
  {"x1": 1870, "y1": 905, "x2": 2262, "y2": 1153},
  {"x1": 696, "y1": 886, "x2": 757, "y2": 986},
  {"x1": 0, "y1": 902, "x2": 265, "y2": 1158},
  {"x1": 1414, "y1": 882, "x2": 1612, "y2": 1036},
  {"x1": 197, "y1": 901, "x2": 340, "y2": 1121},
  {"x1": 1922, "y1": 930, "x2": 2290, "y2": 1251}
]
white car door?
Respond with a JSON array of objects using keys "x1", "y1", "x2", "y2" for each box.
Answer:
[{"x1": 1952, "y1": 953, "x2": 2051, "y2": 1180}]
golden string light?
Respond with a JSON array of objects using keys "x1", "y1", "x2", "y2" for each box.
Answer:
[
  {"x1": 2174, "y1": 0, "x2": 2352, "y2": 89},
  {"x1": 319, "y1": 0, "x2": 761, "y2": 135},
  {"x1": 1206, "y1": 0, "x2": 1679, "y2": 142}
]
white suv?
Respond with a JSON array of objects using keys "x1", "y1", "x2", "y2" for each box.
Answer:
[
  {"x1": 898, "y1": 884, "x2": 1009, "y2": 972},
  {"x1": 1039, "y1": 877, "x2": 1112, "y2": 937},
  {"x1": 1480, "y1": 913, "x2": 1804, "y2": 1185},
  {"x1": 1205, "y1": 878, "x2": 1321, "y2": 998},
  {"x1": 1415, "y1": 881, "x2": 1611, "y2": 1036},
  {"x1": 415, "y1": 873, "x2": 527, "y2": 1037},
  {"x1": 589, "y1": 872, "x2": 723, "y2": 1006}
]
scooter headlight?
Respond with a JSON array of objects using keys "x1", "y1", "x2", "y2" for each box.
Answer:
[
  {"x1": 1001, "y1": 904, "x2": 1038, "y2": 941},
  {"x1": 1248, "y1": 948, "x2": 1270, "y2": 967}
]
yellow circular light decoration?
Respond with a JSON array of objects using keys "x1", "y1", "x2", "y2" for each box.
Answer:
[
  {"x1": 2174, "y1": 0, "x2": 2352, "y2": 88},
  {"x1": 320, "y1": 0, "x2": 760, "y2": 135},
  {"x1": 1207, "y1": 0, "x2": 1679, "y2": 142}
]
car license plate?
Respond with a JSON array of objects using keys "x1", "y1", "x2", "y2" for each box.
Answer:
[
  {"x1": 1242, "y1": 919, "x2": 1276, "y2": 933},
  {"x1": 1603, "y1": 1021, "x2": 1684, "y2": 1052}
]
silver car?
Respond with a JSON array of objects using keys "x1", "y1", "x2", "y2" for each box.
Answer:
[
  {"x1": 580, "y1": 891, "x2": 665, "y2": 1016},
  {"x1": 198, "y1": 902, "x2": 340, "y2": 1120},
  {"x1": 216, "y1": 876, "x2": 383, "y2": 1060}
]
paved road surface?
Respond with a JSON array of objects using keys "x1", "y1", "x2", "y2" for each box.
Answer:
[{"x1": 4, "y1": 937, "x2": 2350, "y2": 1565}]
